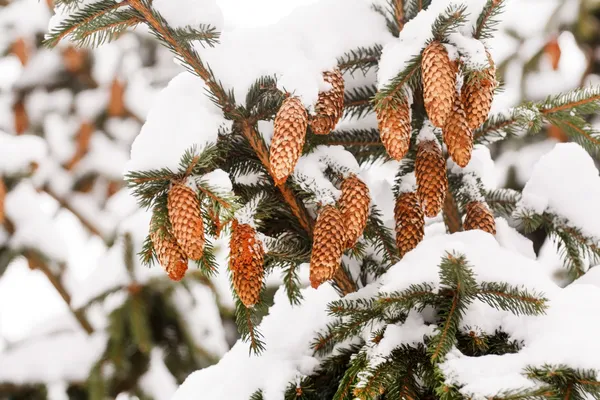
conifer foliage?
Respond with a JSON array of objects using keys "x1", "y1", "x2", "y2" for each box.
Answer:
[{"x1": 46, "y1": 0, "x2": 600, "y2": 398}]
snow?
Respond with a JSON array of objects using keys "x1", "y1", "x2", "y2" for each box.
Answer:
[
  {"x1": 75, "y1": 89, "x2": 110, "y2": 121},
  {"x1": 450, "y1": 144, "x2": 496, "y2": 189},
  {"x1": 172, "y1": 284, "x2": 340, "y2": 400},
  {"x1": 196, "y1": 0, "x2": 392, "y2": 107},
  {"x1": 0, "y1": 331, "x2": 107, "y2": 384},
  {"x1": 0, "y1": 131, "x2": 47, "y2": 175},
  {"x1": 416, "y1": 120, "x2": 440, "y2": 144},
  {"x1": 494, "y1": 218, "x2": 536, "y2": 260},
  {"x1": 197, "y1": 168, "x2": 233, "y2": 192},
  {"x1": 518, "y1": 143, "x2": 600, "y2": 239},
  {"x1": 5, "y1": 182, "x2": 68, "y2": 262},
  {"x1": 153, "y1": 0, "x2": 224, "y2": 31},
  {"x1": 139, "y1": 349, "x2": 179, "y2": 400},
  {"x1": 125, "y1": 72, "x2": 231, "y2": 172},
  {"x1": 397, "y1": 172, "x2": 417, "y2": 195}
]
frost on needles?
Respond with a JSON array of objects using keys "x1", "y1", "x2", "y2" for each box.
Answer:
[{"x1": 46, "y1": 0, "x2": 600, "y2": 398}]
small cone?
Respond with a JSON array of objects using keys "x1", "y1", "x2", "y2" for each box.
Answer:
[
  {"x1": 13, "y1": 99, "x2": 28, "y2": 135},
  {"x1": 339, "y1": 174, "x2": 370, "y2": 248},
  {"x1": 150, "y1": 219, "x2": 188, "y2": 281},
  {"x1": 0, "y1": 177, "x2": 5, "y2": 224},
  {"x1": 462, "y1": 53, "x2": 497, "y2": 130},
  {"x1": 544, "y1": 37, "x2": 561, "y2": 71},
  {"x1": 415, "y1": 140, "x2": 448, "y2": 217},
  {"x1": 229, "y1": 220, "x2": 265, "y2": 307},
  {"x1": 443, "y1": 98, "x2": 473, "y2": 168},
  {"x1": 269, "y1": 96, "x2": 308, "y2": 185},
  {"x1": 310, "y1": 69, "x2": 345, "y2": 135},
  {"x1": 66, "y1": 121, "x2": 94, "y2": 170},
  {"x1": 167, "y1": 182, "x2": 205, "y2": 260},
  {"x1": 11, "y1": 38, "x2": 29, "y2": 66},
  {"x1": 62, "y1": 46, "x2": 87, "y2": 74},
  {"x1": 309, "y1": 205, "x2": 346, "y2": 288},
  {"x1": 108, "y1": 78, "x2": 127, "y2": 117},
  {"x1": 422, "y1": 41, "x2": 457, "y2": 128},
  {"x1": 464, "y1": 201, "x2": 496, "y2": 235},
  {"x1": 394, "y1": 192, "x2": 425, "y2": 257},
  {"x1": 376, "y1": 98, "x2": 411, "y2": 161}
]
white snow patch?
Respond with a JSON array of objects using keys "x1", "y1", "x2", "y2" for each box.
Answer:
[
  {"x1": 153, "y1": 0, "x2": 224, "y2": 31},
  {"x1": 0, "y1": 131, "x2": 47, "y2": 174}
]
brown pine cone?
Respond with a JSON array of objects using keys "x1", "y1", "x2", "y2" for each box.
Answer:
[
  {"x1": 376, "y1": 98, "x2": 411, "y2": 161},
  {"x1": 309, "y1": 205, "x2": 346, "y2": 288},
  {"x1": 394, "y1": 192, "x2": 425, "y2": 257},
  {"x1": 443, "y1": 98, "x2": 473, "y2": 168},
  {"x1": 422, "y1": 41, "x2": 457, "y2": 128},
  {"x1": 462, "y1": 53, "x2": 497, "y2": 130},
  {"x1": 150, "y1": 219, "x2": 188, "y2": 281},
  {"x1": 310, "y1": 69, "x2": 345, "y2": 135},
  {"x1": 415, "y1": 140, "x2": 448, "y2": 217},
  {"x1": 0, "y1": 177, "x2": 5, "y2": 224},
  {"x1": 269, "y1": 96, "x2": 308, "y2": 185},
  {"x1": 464, "y1": 201, "x2": 496, "y2": 235},
  {"x1": 229, "y1": 220, "x2": 265, "y2": 307},
  {"x1": 339, "y1": 174, "x2": 370, "y2": 248},
  {"x1": 168, "y1": 182, "x2": 205, "y2": 260}
]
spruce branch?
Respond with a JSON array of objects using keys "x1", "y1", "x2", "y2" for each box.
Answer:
[
  {"x1": 363, "y1": 205, "x2": 399, "y2": 267},
  {"x1": 474, "y1": 0, "x2": 505, "y2": 40},
  {"x1": 337, "y1": 45, "x2": 382, "y2": 75},
  {"x1": 344, "y1": 85, "x2": 377, "y2": 119},
  {"x1": 476, "y1": 282, "x2": 547, "y2": 316},
  {"x1": 405, "y1": 0, "x2": 431, "y2": 21}
]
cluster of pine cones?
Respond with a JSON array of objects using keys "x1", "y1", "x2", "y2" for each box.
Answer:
[{"x1": 378, "y1": 41, "x2": 497, "y2": 257}]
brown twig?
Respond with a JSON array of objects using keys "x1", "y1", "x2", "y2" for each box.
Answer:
[
  {"x1": 394, "y1": 0, "x2": 405, "y2": 32},
  {"x1": 443, "y1": 189, "x2": 462, "y2": 234},
  {"x1": 24, "y1": 251, "x2": 94, "y2": 334}
]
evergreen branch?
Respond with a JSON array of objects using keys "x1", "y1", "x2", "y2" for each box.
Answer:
[
  {"x1": 485, "y1": 188, "x2": 521, "y2": 218},
  {"x1": 333, "y1": 352, "x2": 367, "y2": 400},
  {"x1": 75, "y1": 12, "x2": 143, "y2": 47},
  {"x1": 363, "y1": 206, "x2": 399, "y2": 267},
  {"x1": 43, "y1": 0, "x2": 126, "y2": 47},
  {"x1": 171, "y1": 24, "x2": 220, "y2": 47},
  {"x1": 545, "y1": 117, "x2": 600, "y2": 156},
  {"x1": 393, "y1": 0, "x2": 406, "y2": 32},
  {"x1": 526, "y1": 365, "x2": 600, "y2": 399},
  {"x1": 443, "y1": 187, "x2": 462, "y2": 234},
  {"x1": 234, "y1": 297, "x2": 266, "y2": 354},
  {"x1": 337, "y1": 45, "x2": 382, "y2": 75},
  {"x1": 405, "y1": 0, "x2": 431, "y2": 21},
  {"x1": 354, "y1": 360, "x2": 396, "y2": 399},
  {"x1": 476, "y1": 282, "x2": 547, "y2": 316},
  {"x1": 127, "y1": 0, "x2": 232, "y2": 110},
  {"x1": 374, "y1": 54, "x2": 421, "y2": 109},
  {"x1": 431, "y1": 5, "x2": 468, "y2": 41},
  {"x1": 474, "y1": 0, "x2": 505, "y2": 40},
  {"x1": 343, "y1": 85, "x2": 377, "y2": 119},
  {"x1": 539, "y1": 87, "x2": 600, "y2": 116},
  {"x1": 377, "y1": 283, "x2": 437, "y2": 312}
]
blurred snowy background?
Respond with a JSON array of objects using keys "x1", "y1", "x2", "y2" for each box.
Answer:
[{"x1": 0, "y1": 0, "x2": 598, "y2": 399}]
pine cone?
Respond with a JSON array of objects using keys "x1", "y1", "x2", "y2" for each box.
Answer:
[
  {"x1": 376, "y1": 98, "x2": 411, "y2": 161},
  {"x1": 310, "y1": 205, "x2": 346, "y2": 288},
  {"x1": 229, "y1": 220, "x2": 265, "y2": 307},
  {"x1": 422, "y1": 41, "x2": 457, "y2": 128},
  {"x1": 464, "y1": 201, "x2": 496, "y2": 235},
  {"x1": 462, "y1": 53, "x2": 497, "y2": 130},
  {"x1": 394, "y1": 192, "x2": 425, "y2": 257},
  {"x1": 443, "y1": 98, "x2": 473, "y2": 168},
  {"x1": 0, "y1": 177, "x2": 5, "y2": 224},
  {"x1": 269, "y1": 96, "x2": 308, "y2": 185},
  {"x1": 310, "y1": 69, "x2": 345, "y2": 135},
  {"x1": 339, "y1": 174, "x2": 370, "y2": 248},
  {"x1": 168, "y1": 182, "x2": 205, "y2": 260},
  {"x1": 415, "y1": 140, "x2": 448, "y2": 217},
  {"x1": 150, "y1": 219, "x2": 188, "y2": 281}
]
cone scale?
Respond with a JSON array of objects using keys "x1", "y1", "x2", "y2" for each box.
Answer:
[
  {"x1": 229, "y1": 220, "x2": 265, "y2": 307},
  {"x1": 309, "y1": 205, "x2": 346, "y2": 288},
  {"x1": 168, "y1": 182, "x2": 205, "y2": 260}
]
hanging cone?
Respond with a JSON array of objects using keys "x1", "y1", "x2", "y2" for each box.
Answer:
[
  {"x1": 339, "y1": 174, "x2": 370, "y2": 248},
  {"x1": 108, "y1": 78, "x2": 127, "y2": 117},
  {"x1": 167, "y1": 182, "x2": 205, "y2": 260},
  {"x1": 0, "y1": 177, "x2": 5, "y2": 224},
  {"x1": 310, "y1": 69, "x2": 345, "y2": 135},
  {"x1": 443, "y1": 98, "x2": 473, "y2": 168},
  {"x1": 269, "y1": 96, "x2": 308, "y2": 185},
  {"x1": 229, "y1": 220, "x2": 265, "y2": 307},
  {"x1": 309, "y1": 205, "x2": 346, "y2": 289},
  {"x1": 415, "y1": 140, "x2": 448, "y2": 217},
  {"x1": 422, "y1": 41, "x2": 457, "y2": 128},
  {"x1": 462, "y1": 52, "x2": 497, "y2": 130},
  {"x1": 150, "y1": 218, "x2": 188, "y2": 281},
  {"x1": 66, "y1": 121, "x2": 94, "y2": 170},
  {"x1": 394, "y1": 192, "x2": 425, "y2": 257},
  {"x1": 10, "y1": 38, "x2": 29, "y2": 66},
  {"x1": 376, "y1": 97, "x2": 411, "y2": 161},
  {"x1": 464, "y1": 201, "x2": 496, "y2": 235},
  {"x1": 13, "y1": 98, "x2": 28, "y2": 135},
  {"x1": 62, "y1": 46, "x2": 87, "y2": 74}
]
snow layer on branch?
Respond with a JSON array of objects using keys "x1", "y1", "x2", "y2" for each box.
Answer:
[
  {"x1": 139, "y1": 348, "x2": 179, "y2": 400},
  {"x1": 172, "y1": 284, "x2": 339, "y2": 400},
  {"x1": 0, "y1": 331, "x2": 106, "y2": 384},
  {"x1": 5, "y1": 182, "x2": 67, "y2": 262},
  {"x1": 378, "y1": 0, "x2": 487, "y2": 89},
  {"x1": 518, "y1": 143, "x2": 600, "y2": 239},
  {"x1": 195, "y1": 0, "x2": 392, "y2": 108},
  {"x1": 0, "y1": 131, "x2": 47, "y2": 175},
  {"x1": 153, "y1": 0, "x2": 224, "y2": 31},
  {"x1": 125, "y1": 72, "x2": 230, "y2": 172}
]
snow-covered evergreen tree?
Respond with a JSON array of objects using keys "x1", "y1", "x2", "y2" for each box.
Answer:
[{"x1": 46, "y1": 0, "x2": 600, "y2": 398}]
